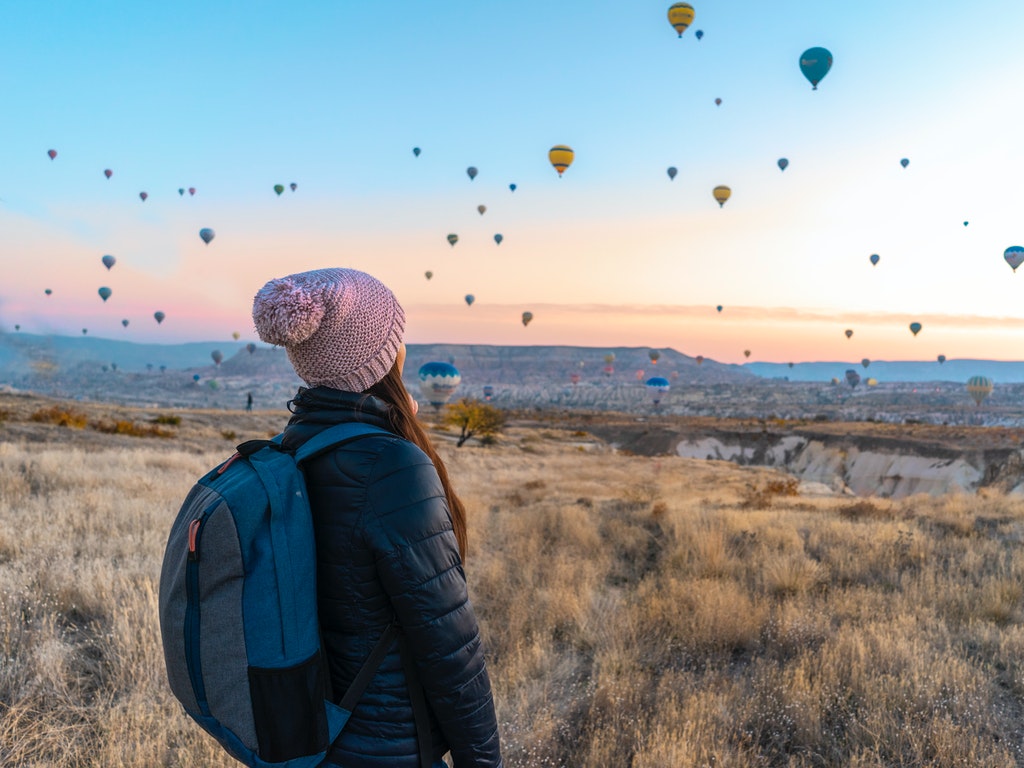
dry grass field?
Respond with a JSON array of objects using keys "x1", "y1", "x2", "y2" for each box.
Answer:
[{"x1": 2, "y1": 393, "x2": 1024, "y2": 766}]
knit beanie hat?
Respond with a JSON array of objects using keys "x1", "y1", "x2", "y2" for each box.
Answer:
[{"x1": 251, "y1": 268, "x2": 405, "y2": 392}]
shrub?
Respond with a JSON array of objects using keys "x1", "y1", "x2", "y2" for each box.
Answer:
[
  {"x1": 90, "y1": 419, "x2": 174, "y2": 438},
  {"x1": 443, "y1": 399, "x2": 506, "y2": 447},
  {"x1": 151, "y1": 414, "x2": 181, "y2": 425},
  {"x1": 221, "y1": 430, "x2": 237, "y2": 441},
  {"x1": 30, "y1": 406, "x2": 88, "y2": 428}
]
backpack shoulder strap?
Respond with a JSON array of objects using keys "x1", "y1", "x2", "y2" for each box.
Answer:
[{"x1": 293, "y1": 422, "x2": 394, "y2": 465}]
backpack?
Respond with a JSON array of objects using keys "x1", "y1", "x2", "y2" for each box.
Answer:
[{"x1": 158, "y1": 421, "x2": 396, "y2": 767}]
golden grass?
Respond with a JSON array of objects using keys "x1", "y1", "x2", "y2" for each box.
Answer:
[{"x1": 2, "y1": 413, "x2": 1024, "y2": 766}]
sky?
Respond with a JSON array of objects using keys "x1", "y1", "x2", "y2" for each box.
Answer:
[{"x1": 2, "y1": 0, "x2": 1024, "y2": 364}]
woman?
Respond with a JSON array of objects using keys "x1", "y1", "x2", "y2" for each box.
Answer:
[{"x1": 252, "y1": 267, "x2": 503, "y2": 768}]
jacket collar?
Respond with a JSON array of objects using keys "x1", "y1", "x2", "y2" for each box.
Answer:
[{"x1": 287, "y1": 386, "x2": 393, "y2": 429}]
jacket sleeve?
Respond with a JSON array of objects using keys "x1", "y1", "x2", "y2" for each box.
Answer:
[{"x1": 364, "y1": 438, "x2": 503, "y2": 768}]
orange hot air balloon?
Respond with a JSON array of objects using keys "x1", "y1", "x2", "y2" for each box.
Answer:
[
  {"x1": 667, "y1": 3, "x2": 695, "y2": 37},
  {"x1": 548, "y1": 145, "x2": 574, "y2": 176}
]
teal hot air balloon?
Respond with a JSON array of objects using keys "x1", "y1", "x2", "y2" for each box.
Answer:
[
  {"x1": 509, "y1": 183, "x2": 517, "y2": 192},
  {"x1": 121, "y1": 319, "x2": 129, "y2": 328},
  {"x1": 845, "y1": 369, "x2": 861, "y2": 389},
  {"x1": 716, "y1": 305, "x2": 723, "y2": 313},
  {"x1": 199, "y1": 228, "x2": 215, "y2": 244},
  {"x1": 909, "y1": 322, "x2": 922, "y2": 336},
  {"x1": 246, "y1": 342, "x2": 256, "y2": 354},
  {"x1": 494, "y1": 233, "x2": 503, "y2": 245},
  {"x1": 937, "y1": 354, "x2": 946, "y2": 364},
  {"x1": 98, "y1": 286, "x2": 112, "y2": 302},
  {"x1": 273, "y1": 184, "x2": 284, "y2": 196},
  {"x1": 861, "y1": 358, "x2": 870, "y2": 369},
  {"x1": 799, "y1": 47, "x2": 833, "y2": 90},
  {"x1": 1004, "y1": 246, "x2": 1024, "y2": 272},
  {"x1": 413, "y1": 147, "x2": 421, "y2": 157},
  {"x1": 870, "y1": 253, "x2": 880, "y2": 266},
  {"x1": 900, "y1": 158, "x2": 910, "y2": 168},
  {"x1": 465, "y1": 294, "x2": 475, "y2": 306},
  {"x1": 101, "y1": 254, "x2": 116, "y2": 270},
  {"x1": 447, "y1": 233, "x2": 458, "y2": 247},
  {"x1": 667, "y1": 166, "x2": 678, "y2": 180},
  {"x1": 418, "y1": 361, "x2": 461, "y2": 408},
  {"x1": 211, "y1": 350, "x2": 223, "y2": 366},
  {"x1": 154, "y1": 311, "x2": 165, "y2": 324},
  {"x1": 646, "y1": 376, "x2": 670, "y2": 406},
  {"x1": 466, "y1": 166, "x2": 478, "y2": 181},
  {"x1": 777, "y1": 158, "x2": 789, "y2": 171}
]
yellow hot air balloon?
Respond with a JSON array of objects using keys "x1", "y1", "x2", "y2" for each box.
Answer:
[
  {"x1": 966, "y1": 376, "x2": 993, "y2": 406},
  {"x1": 667, "y1": 3, "x2": 695, "y2": 37},
  {"x1": 713, "y1": 185, "x2": 731, "y2": 207},
  {"x1": 548, "y1": 145, "x2": 574, "y2": 176}
]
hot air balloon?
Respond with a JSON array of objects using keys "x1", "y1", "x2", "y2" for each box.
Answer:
[
  {"x1": 418, "y1": 361, "x2": 461, "y2": 408},
  {"x1": 477, "y1": 205, "x2": 486, "y2": 215},
  {"x1": 104, "y1": 169, "x2": 113, "y2": 179},
  {"x1": 604, "y1": 353, "x2": 616, "y2": 364},
  {"x1": 193, "y1": 374, "x2": 201, "y2": 383},
  {"x1": 635, "y1": 369, "x2": 645, "y2": 381},
  {"x1": 845, "y1": 329, "x2": 853, "y2": 339},
  {"x1": 1004, "y1": 246, "x2": 1024, "y2": 272},
  {"x1": 909, "y1": 322, "x2": 922, "y2": 336},
  {"x1": 483, "y1": 384, "x2": 494, "y2": 401},
  {"x1": 211, "y1": 350, "x2": 223, "y2": 366},
  {"x1": 549, "y1": 145, "x2": 574, "y2": 176},
  {"x1": 743, "y1": 350, "x2": 751, "y2": 359},
  {"x1": 799, "y1": 47, "x2": 833, "y2": 90},
  {"x1": 273, "y1": 184, "x2": 284, "y2": 196},
  {"x1": 102, "y1": 254, "x2": 116, "y2": 270},
  {"x1": 139, "y1": 191, "x2": 149, "y2": 202},
  {"x1": 870, "y1": 254, "x2": 880, "y2": 266},
  {"x1": 570, "y1": 373, "x2": 581, "y2": 386},
  {"x1": 861, "y1": 358, "x2": 870, "y2": 369},
  {"x1": 964, "y1": 221, "x2": 969, "y2": 227},
  {"x1": 900, "y1": 158, "x2": 909, "y2": 168},
  {"x1": 966, "y1": 375, "x2": 993, "y2": 406},
  {"x1": 188, "y1": 187, "x2": 196, "y2": 196},
  {"x1": 646, "y1": 376, "x2": 670, "y2": 406},
  {"x1": 47, "y1": 149, "x2": 57, "y2": 160},
  {"x1": 425, "y1": 271, "x2": 433, "y2": 280},
  {"x1": 154, "y1": 311, "x2": 165, "y2": 324},
  {"x1": 603, "y1": 364, "x2": 615, "y2": 376},
  {"x1": 290, "y1": 183, "x2": 297, "y2": 192},
  {"x1": 232, "y1": 331, "x2": 240, "y2": 340},
  {"x1": 466, "y1": 167, "x2": 478, "y2": 181},
  {"x1": 695, "y1": 355, "x2": 704, "y2": 365},
  {"x1": 866, "y1": 378, "x2": 878, "y2": 387},
  {"x1": 122, "y1": 319, "x2": 129, "y2": 328},
  {"x1": 199, "y1": 228, "x2": 215, "y2": 244},
  {"x1": 845, "y1": 369, "x2": 861, "y2": 388},
  {"x1": 465, "y1": 294, "x2": 475, "y2": 306},
  {"x1": 522, "y1": 311, "x2": 533, "y2": 327},
  {"x1": 667, "y1": 2, "x2": 695, "y2": 37},
  {"x1": 649, "y1": 350, "x2": 661, "y2": 364},
  {"x1": 81, "y1": 328, "x2": 86, "y2": 334},
  {"x1": 509, "y1": 183, "x2": 517, "y2": 192},
  {"x1": 716, "y1": 305, "x2": 723, "y2": 313},
  {"x1": 777, "y1": 158, "x2": 789, "y2": 171},
  {"x1": 788, "y1": 362, "x2": 795, "y2": 369},
  {"x1": 714, "y1": 98, "x2": 722, "y2": 106},
  {"x1": 246, "y1": 342, "x2": 256, "y2": 354},
  {"x1": 494, "y1": 233, "x2": 503, "y2": 245},
  {"x1": 695, "y1": 29, "x2": 703, "y2": 40},
  {"x1": 44, "y1": 288, "x2": 52, "y2": 295},
  {"x1": 937, "y1": 354, "x2": 946, "y2": 364},
  {"x1": 712, "y1": 185, "x2": 731, "y2": 207},
  {"x1": 447, "y1": 233, "x2": 458, "y2": 247},
  {"x1": 98, "y1": 286, "x2": 112, "y2": 302},
  {"x1": 413, "y1": 147, "x2": 421, "y2": 157},
  {"x1": 667, "y1": 166, "x2": 678, "y2": 180},
  {"x1": 179, "y1": 188, "x2": 185, "y2": 196}
]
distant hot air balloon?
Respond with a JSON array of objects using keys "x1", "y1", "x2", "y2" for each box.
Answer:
[
  {"x1": 101, "y1": 254, "x2": 116, "y2": 270},
  {"x1": 447, "y1": 233, "x2": 458, "y2": 247},
  {"x1": 777, "y1": 158, "x2": 789, "y2": 171},
  {"x1": 845, "y1": 369, "x2": 861, "y2": 388},
  {"x1": 900, "y1": 158, "x2": 909, "y2": 168},
  {"x1": 788, "y1": 362, "x2": 795, "y2": 368},
  {"x1": 98, "y1": 286, "x2": 112, "y2": 302},
  {"x1": 743, "y1": 350, "x2": 751, "y2": 359},
  {"x1": 465, "y1": 294, "x2": 475, "y2": 307},
  {"x1": 966, "y1": 375, "x2": 993, "y2": 406},
  {"x1": 549, "y1": 145, "x2": 574, "y2": 176},
  {"x1": 712, "y1": 185, "x2": 731, "y2": 207},
  {"x1": 845, "y1": 329, "x2": 853, "y2": 339},
  {"x1": 870, "y1": 253, "x2": 880, "y2": 266},
  {"x1": 274, "y1": 184, "x2": 284, "y2": 196},
  {"x1": 494, "y1": 233, "x2": 503, "y2": 245},
  {"x1": 714, "y1": 98, "x2": 722, "y2": 106},
  {"x1": 466, "y1": 167, "x2": 478, "y2": 181},
  {"x1": 964, "y1": 221, "x2": 969, "y2": 227},
  {"x1": 122, "y1": 319, "x2": 129, "y2": 328},
  {"x1": 154, "y1": 311, "x2": 165, "y2": 324},
  {"x1": 199, "y1": 228, "x2": 215, "y2": 244},
  {"x1": 81, "y1": 328, "x2": 86, "y2": 334},
  {"x1": 139, "y1": 191, "x2": 148, "y2": 202},
  {"x1": 1004, "y1": 246, "x2": 1024, "y2": 272},
  {"x1": 909, "y1": 322, "x2": 922, "y2": 336},
  {"x1": 696, "y1": 355, "x2": 704, "y2": 365},
  {"x1": 716, "y1": 305, "x2": 723, "y2": 313},
  {"x1": 646, "y1": 376, "x2": 670, "y2": 406},
  {"x1": 211, "y1": 350, "x2": 223, "y2": 366},
  {"x1": 799, "y1": 47, "x2": 833, "y2": 90},
  {"x1": 861, "y1": 358, "x2": 870, "y2": 369},
  {"x1": 178, "y1": 188, "x2": 185, "y2": 196},
  {"x1": 509, "y1": 183, "x2": 517, "y2": 192},
  {"x1": 695, "y1": 29, "x2": 703, "y2": 40},
  {"x1": 193, "y1": 374, "x2": 200, "y2": 383},
  {"x1": 866, "y1": 378, "x2": 878, "y2": 387},
  {"x1": 44, "y1": 288, "x2": 52, "y2": 295},
  {"x1": 477, "y1": 205, "x2": 486, "y2": 215},
  {"x1": 232, "y1": 331, "x2": 240, "y2": 340},
  {"x1": 667, "y1": 2, "x2": 695, "y2": 37},
  {"x1": 188, "y1": 187, "x2": 196, "y2": 196},
  {"x1": 425, "y1": 270, "x2": 433, "y2": 280},
  {"x1": 47, "y1": 149, "x2": 57, "y2": 160},
  {"x1": 418, "y1": 362, "x2": 461, "y2": 408},
  {"x1": 604, "y1": 353, "x2": 616, "y2": 364},
  {"x1": 937, "y1": 354, "x2": 946, "y2": 364},
  {"x1": 413, "y1": 147, "x2": 421, "y2": 157},
  {"x1": 570, "y1": 373, "x2": 581, "y2": 386},
  {"x1": 649, "y1": 350, "x2": 661, "y2": 364},
  {"x1": 483, "y1": 384, "x2": 494, "y2": 401},
  {"x1": 667, "y1": 166, "x2": 678, "y2": 180},
  {"x1": 635, "y1": 369, "x2": 645, "y2": 381},
  {"x1": 603, "y1": 364, "x2": 615, "y2": 376},
  {"x1": 246, "y1": 342, "x2": 256, "y2": 354},
  {"x1": 522, "y1": 311, "x2": 534, "y2": 327},
  {"x1": 104, "y1": 169, "x2": 113, "y2": 179}
]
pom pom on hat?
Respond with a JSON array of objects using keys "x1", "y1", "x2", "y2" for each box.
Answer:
[{"x1": 252, "y1": 268, "x2": 405, "y2": 391}]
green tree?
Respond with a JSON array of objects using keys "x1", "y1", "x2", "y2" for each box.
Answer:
[{"x1": 442, "y1": 398, "x2": 506, "y2": 447}]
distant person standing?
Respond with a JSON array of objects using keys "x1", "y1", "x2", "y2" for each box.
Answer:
[
  {"x1": 245, "y1": 391, "x2": 253, "y2": 411},
  {"x1": 251, "y1": 267, "x2": 502, "y2": 768}
]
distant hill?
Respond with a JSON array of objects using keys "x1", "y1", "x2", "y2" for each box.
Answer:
[{"x1": 746, "y1": 360, "x2": 1024, "y2": 384}]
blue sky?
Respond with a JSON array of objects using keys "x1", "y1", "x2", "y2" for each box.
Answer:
[{"x1": 3, "y1": 1, "x2": 1024, "y2": 363}]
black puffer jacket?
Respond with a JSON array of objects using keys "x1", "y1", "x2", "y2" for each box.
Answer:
[{"x1": 281, "y1": 387, "x2": 502, "y2": 768}]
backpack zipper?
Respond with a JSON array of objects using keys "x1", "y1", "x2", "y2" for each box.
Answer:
[{"x1": 184, "y1": 506, "x2": 214, "y2": 715}]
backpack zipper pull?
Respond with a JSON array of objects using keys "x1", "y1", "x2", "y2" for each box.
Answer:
[{"x1": 188, "y1": 518, "x2": 202, "y2": 561}]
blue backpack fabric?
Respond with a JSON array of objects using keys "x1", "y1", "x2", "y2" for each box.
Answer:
[{"x1": 158, "y1": 421, "x2": 394, "y2": 768}]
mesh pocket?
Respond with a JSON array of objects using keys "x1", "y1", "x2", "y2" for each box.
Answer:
[{"x1": 248, "y1": 651, "x2": 328, "y2": 762}]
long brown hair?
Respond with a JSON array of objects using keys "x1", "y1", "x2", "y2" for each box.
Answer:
[{"x1": 363, "y1": 363, "x2": 468, "y2": 559}]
